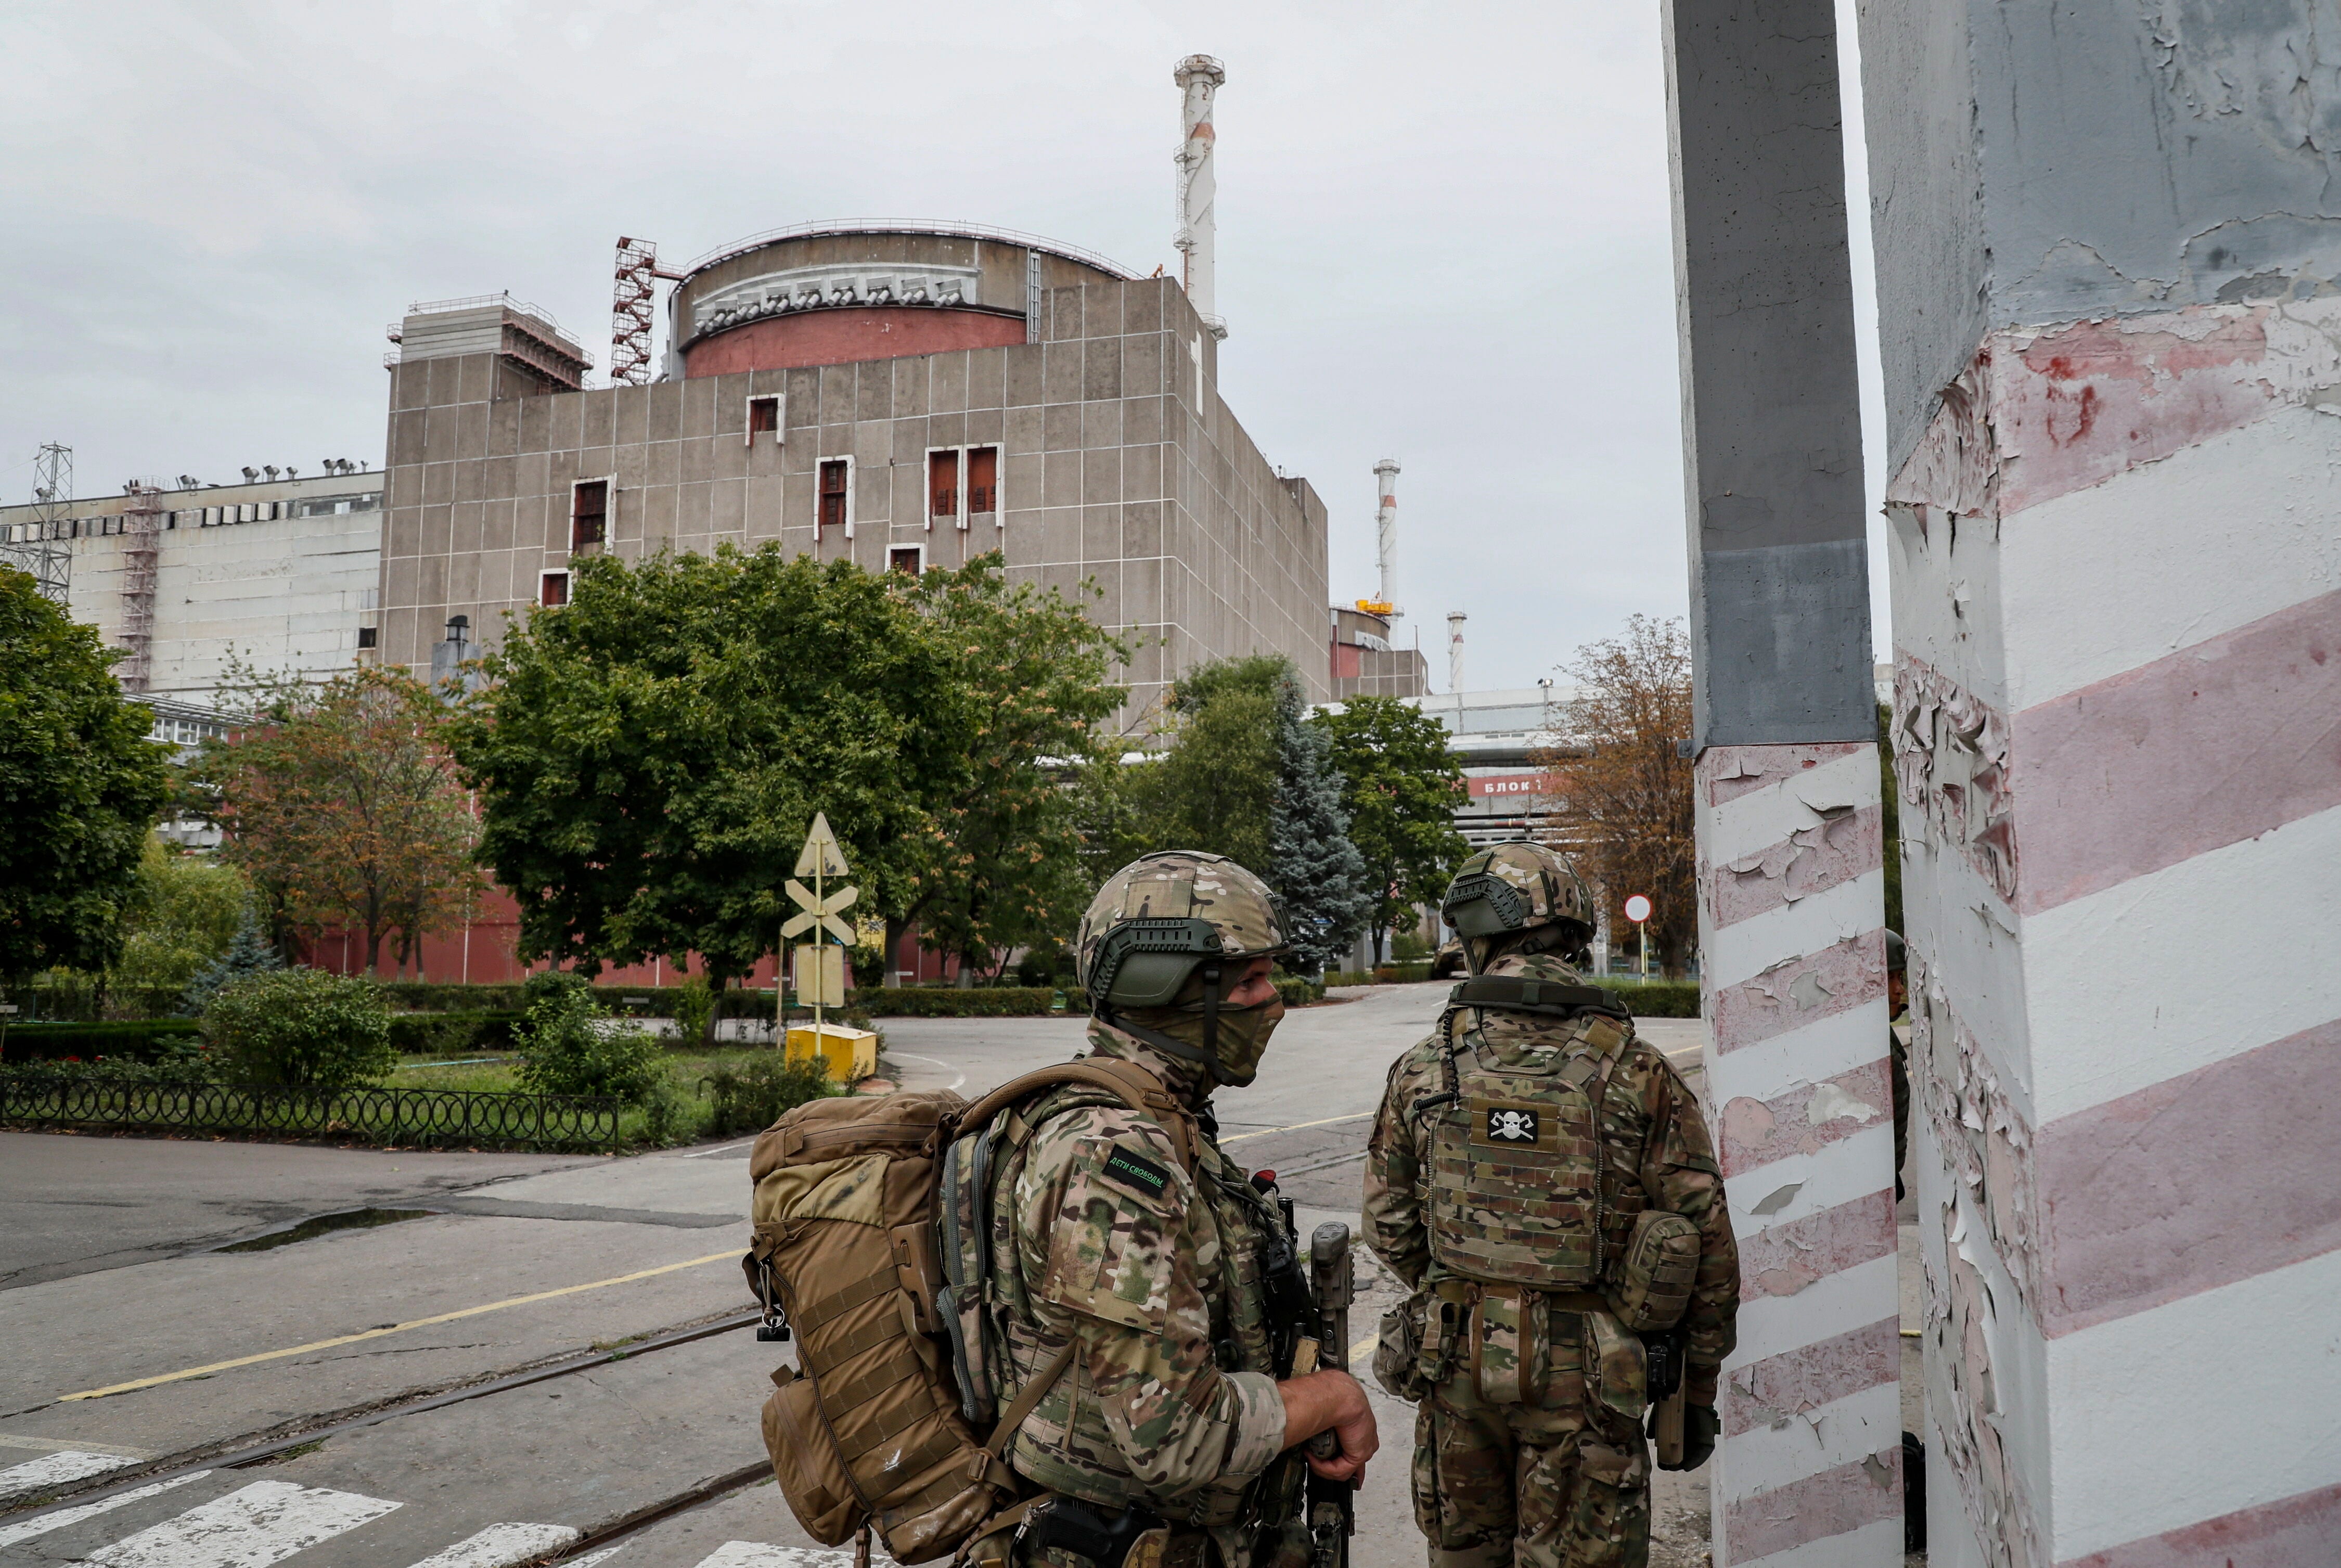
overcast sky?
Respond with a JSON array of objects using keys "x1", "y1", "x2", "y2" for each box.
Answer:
[{"x1": 1, "y1": 0, "x2": 1888, "y2": 693}]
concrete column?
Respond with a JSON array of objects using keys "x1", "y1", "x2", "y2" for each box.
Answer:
[
  {"x1": 1664, "y1": 6, "x2": 1900, "y2": 1565},
  {"x1": 1856, "y1": 7, "x2": 2341, "y2": 1565}
]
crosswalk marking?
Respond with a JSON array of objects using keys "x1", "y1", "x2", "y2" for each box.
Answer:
[
  {"x1": 86, "y1": 1478, "x2": 400, "y2": 1567},
  {"x1": 563, "y1": 1549, "x2": 629, "y2": 1567},
  {"x1": 692, "y1": 1545, "x2": 857, "y2": 1568},
  {"x1": 0, "y1": 1470, "x2": 211, "y2": 1551},
  {"x1": 0, "y1": 1449, "x2": 138, "y2": 1501},
  {"x1": 406, "y1": 1522, "x2": 581, "y2": 1566}
]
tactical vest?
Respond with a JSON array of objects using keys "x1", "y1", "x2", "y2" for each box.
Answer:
[{"x1": 1421, "y1": 979, "x2": 1641, "y2": 1289}]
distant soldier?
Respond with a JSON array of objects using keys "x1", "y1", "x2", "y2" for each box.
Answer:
[
  {"x1": 989, "y1": 851, "x2": 1378, "y2": 1568},
  {"x1": 1364, "y1": 843, "x2": 1741, "y2": 1568}
]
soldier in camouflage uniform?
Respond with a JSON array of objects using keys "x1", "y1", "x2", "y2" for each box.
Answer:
[
  {"x1": 987, "y1": 851, "x2": 1379, "y2": 1568},
  {"x1": 1364, "y1": 843, "x2": 1740, "y2": 1568}
]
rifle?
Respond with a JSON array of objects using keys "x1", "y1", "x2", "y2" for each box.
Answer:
[
  {"x1": 1304, "y1": 1222, "x2": 1356, "y2": 1568},
  {"x1": 1644, "y1": 1329, "x2": 1687, "y2": 1468}
]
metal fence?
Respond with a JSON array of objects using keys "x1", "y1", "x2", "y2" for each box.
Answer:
[{"x1": 0, "y1": 1074, "x2": 621, "y2": 1149}]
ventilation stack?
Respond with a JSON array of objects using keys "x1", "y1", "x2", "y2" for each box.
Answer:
[
  {"x1": 1374, "y1": 458, "x2": 1401, "y2": 615},
  {"x1": 1447, "y1": 611, "x2": 1467, "y2": 694},
  {"x1": 1173, "y1": 55, "x2": 1228, "y2": 341}
]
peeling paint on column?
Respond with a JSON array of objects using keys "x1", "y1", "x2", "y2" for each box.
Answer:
[
  {"x1": 1910, "y1": 949, "x2": 2040, "y2": 1319},
  {"x1": 1893, "y1": 657, "x2": 2018, "y2": 902}
]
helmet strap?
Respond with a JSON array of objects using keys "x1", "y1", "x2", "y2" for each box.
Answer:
[{"x1": 1200, "y1": 961, "x2": 1223, "y2": 1068}]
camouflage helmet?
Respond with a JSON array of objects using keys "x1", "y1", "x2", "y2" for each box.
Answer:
[
  {"x1": 1441, "y1": 841, "x2": 1596, "y2": 970},
  {"x1": 1077, "y1": 851, "x2": 1287, "y2": 1010}
]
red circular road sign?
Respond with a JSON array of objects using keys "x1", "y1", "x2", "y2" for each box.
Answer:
[{"x1": 1623, "y1": 895, "x2": 1653, "y2": 924}]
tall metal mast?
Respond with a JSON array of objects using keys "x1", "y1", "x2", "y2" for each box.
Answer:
[{"x1": 1, "y1": 444, "x2": 74, "y2": 607}]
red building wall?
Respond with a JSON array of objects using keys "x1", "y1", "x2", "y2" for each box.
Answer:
[{"x1": 683, "y1": 308, "x2": 1026, "y2": 377}]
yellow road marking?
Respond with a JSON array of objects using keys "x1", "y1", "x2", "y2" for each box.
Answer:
[
  {"x1": 1222, "y1": 1111, "x2": 1372, "y2": 1145},
  {"x1": 60, "y1": 1250, "x2": 739, "y2": 1403},
  {"x1": 1349, "y1": 1333, "x2": 1378, "y2": 1365}
]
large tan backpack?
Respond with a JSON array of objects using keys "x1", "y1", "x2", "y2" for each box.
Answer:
[{"x1": 744, "y1": 1059, "x2": 1197, "y2": 1565}]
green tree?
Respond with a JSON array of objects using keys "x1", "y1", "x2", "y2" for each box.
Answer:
[
  {"x1": 447, "y1": 547, "x2": 946, "y2": 987},
  {"x1": 0, "y1": 568, "x2": 172, "y2": 982},
  {"x1": 111, "y1": 837, "x2": 252, "y2": 995},
  {"x1": 1312, "y1": 696, "x2": 1468, "y2": 963},
  {"x1": 200, "y1": 966, "x2": 394, "y2": 1088},
  {"x1": 890, "y1": 558, "x2": 1126, "y2": 980},
  {"x1": 1120, "y1": 655, "x2": 1287, "y2": 869},
  {"x1": 1268, "y1": 671, "x2": 1370, "y2": 976},
  {"x1": 449, "y1": 547, "x2": 1116, "y2": 991},
  {"x1": 194, "y1": 664, "x2": 481, "y2": 975}
]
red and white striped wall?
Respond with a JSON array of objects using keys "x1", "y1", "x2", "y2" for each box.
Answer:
[
  {"x1": 1694, "y1": 741, "x2": 1901, "y2": 1567},
  {"x1": 1887, "y1": 298, "x2": 2341, "y2": 1568}
]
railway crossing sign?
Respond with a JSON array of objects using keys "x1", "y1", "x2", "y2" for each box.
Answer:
[
  {"x1": 781, "y1": 879, "x2": 857, "y2": 945},
  {"x1": 780, "y1": 813, "x2": 857, "y2": 1029}
]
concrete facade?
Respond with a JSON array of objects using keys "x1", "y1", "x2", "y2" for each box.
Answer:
[
  {"x1": 1329, "y1": 605, "x2": 1429, "y2": 699},
  {"x1": 0, "y1": 472, "x2": 385, "y2": 704},
  {"x1": 1665, "y1": 5, "x2": 1899, "y2": 1564},
  {"x1": 380, "y1": 265, "x2": 1331, "y2": 720},
  {"x1": 1857, "y1": 6, "x2": 2341, "y2": 1565}
]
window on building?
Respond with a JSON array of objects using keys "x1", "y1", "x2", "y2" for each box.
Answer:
[
  {"x1": 889, "y1": 546, "x2": 925, "y2": 575},
  {"x1": 819, "y1": 459, "x2": 850, "y2": 534},
  {"x1": 572, "y1": 479, "x2": 609, "y2": 548},
  {"x1": 929, "y1": 449, "x2": 958, "y2": 522},
  {"x1": 356, "y1": 626, "x2": 378, "y2": 649},
  {"x1": 541, "y1": 570, "x2": 570, "y2": 607},
  {"x1": 967, "y1": 446, "x2": 998, "y2": 518},
  {"x1": 747, "y1": 395, "x2": 781, "y2": 443}
]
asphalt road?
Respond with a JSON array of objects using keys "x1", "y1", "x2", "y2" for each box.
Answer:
[{"x1": 0, "y1": 985, "x2": 1721, "y2": 1568}]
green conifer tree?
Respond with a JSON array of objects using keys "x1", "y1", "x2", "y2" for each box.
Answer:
[
  {"x1": 179, "y1": 905, "x2": 284, "y2": 1017},
  {"x1": 1268, "y1": 672, "x2": 1370, "y2": 977}
]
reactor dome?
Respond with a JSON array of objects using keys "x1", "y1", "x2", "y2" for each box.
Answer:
[{"x1": 671, "y1": 222, "x2": 1136, "y2": 377}]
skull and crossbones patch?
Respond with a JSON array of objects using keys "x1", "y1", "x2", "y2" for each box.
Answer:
[{"x1": 1486, "y1": 1107, "x2": 1540, "y2": 1143}]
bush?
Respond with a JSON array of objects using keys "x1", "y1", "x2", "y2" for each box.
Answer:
[
  {"x1": 672, "y1": 976, "x2": 716, "y2": 1049},
  {"x1": 0, "y1": 1018, "x2": 204, "y2": 1063},
  {"x1": 512, "y1": 984, "x2": 665, "y2": 1104},
  {"x1": 701, "y1": 1053, "x2": 833, "y2": 1138},
  {"x1": 202, "y1": 968, "x2": 395, "y2": 1088}
]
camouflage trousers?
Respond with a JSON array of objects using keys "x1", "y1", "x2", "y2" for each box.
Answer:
[{"x1": 1410, "y1": 1363, "x2": 1650, "y2": 1568}]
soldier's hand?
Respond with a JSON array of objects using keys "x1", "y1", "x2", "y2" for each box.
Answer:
[
  {"x1": 1278, "y1": 1368, "x2": 1379, "y2": 1482},
  {"x1": 1661, "y1": 1404, "x2": 1719, "y2": 1472}
]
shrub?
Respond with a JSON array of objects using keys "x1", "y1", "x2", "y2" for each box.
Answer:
[
  {"x1": 513, "y1": 984, "x2": 664, "y2": 1103},
  {"x1": 672, "y1": 976, "x2": 716, "y2": 1049},
  {"x1": 701, "y1": 1053, "x2": 833, "y2": 1138},
  {"x1": 202, "y1": 968, "x2": 395, "y2": 1088}
]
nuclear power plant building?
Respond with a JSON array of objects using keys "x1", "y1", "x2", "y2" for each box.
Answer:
[{"x1": 379, "y1": 222, "x2": 1333, "y2": 714}]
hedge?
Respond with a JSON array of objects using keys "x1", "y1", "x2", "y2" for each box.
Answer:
[
  {"x1": 386, "y1": 1011, "x2": 525, "y2": 1053},
  {"x1": 856, "y1": 987, "x2": 1062, "y2": 1017},
  {"x1": 1600, "y1": 980, "x2": 1702, "y2": 1018},
  {"x1": 0, "y1": 1019, "x2": 202, "y2": 1063}
]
